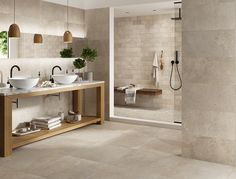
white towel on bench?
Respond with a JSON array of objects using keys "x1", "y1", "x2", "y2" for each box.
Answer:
[{"x1": 125, "y1": 87, "x2": 142, "y2": 104}]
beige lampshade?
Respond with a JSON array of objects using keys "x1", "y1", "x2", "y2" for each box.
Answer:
[
  {"x1": 8, "y1": 23, "x2": 21, "y2": 38},
  {"x1": 34, "y1": 34, "x2": 43, "y2": 44},
  {"x1": 63, "y1": 30, "x2": 73, "y2": 43}
]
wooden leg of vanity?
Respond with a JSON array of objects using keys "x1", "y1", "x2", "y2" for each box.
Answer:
[
  {"x1": 72, "y1": 90, "x2": 84, "y2": 115},
  {"x1": 97, "y1": 84, "x2": 105, "y2": 124},
  {"x1": 0, "y1": 96, "x2": 12, "y2": 157}
]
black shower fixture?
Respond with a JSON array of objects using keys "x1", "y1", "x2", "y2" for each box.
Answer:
[{"x1": 171, "y1": 1, "x2": 182, "y2": 21}]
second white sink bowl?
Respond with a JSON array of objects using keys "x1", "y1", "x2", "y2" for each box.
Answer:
[
  {"x1": 53, "y1": 75, "x2": 77, "y2": 85},
  {"x1": 9, "y1": 77, "x2": 39, "y2": 90}
]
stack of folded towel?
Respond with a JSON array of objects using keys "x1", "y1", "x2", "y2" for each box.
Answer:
[{"x1": 31, "y1": 116, "x2": 61, "y2": 130}]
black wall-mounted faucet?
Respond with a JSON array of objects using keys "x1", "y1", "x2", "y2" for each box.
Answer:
[
  {"x1": 9, "y1": 65, "x2": 21, "y2": 88},
  {"x1": 50, "y1": 65, "x2": 62, "y2": 83}
]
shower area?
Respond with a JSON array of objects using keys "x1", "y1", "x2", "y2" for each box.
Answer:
[{"x1": 113, "y1": 1, "x2": 182, "y2": 125}]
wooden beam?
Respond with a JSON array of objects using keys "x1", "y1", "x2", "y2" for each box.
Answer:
[
  {"x1": 72, "y1": 90, "x2": 84, "y2": 115},
  {"x1": 97, "y1": 83, "x2": 105, "y2": 124},
  {"x1": 0, "y1": 96, "x2": 12, "y2": 157}
]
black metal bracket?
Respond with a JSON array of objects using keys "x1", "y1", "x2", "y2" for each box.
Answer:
[{"x1": 12, "y1": 99, "x2": 19, "y2": 108}]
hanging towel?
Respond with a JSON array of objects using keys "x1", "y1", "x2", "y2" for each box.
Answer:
[
  {"x1": 152, "y1": 52, "x2": 159, "y2": 87},
  {"x1": 125, "y1": 87, "x2": 142, "y2": 104}
]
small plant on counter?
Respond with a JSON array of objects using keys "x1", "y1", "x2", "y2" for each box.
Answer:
[
  {"x1": 81, "y1": 47, "x2": 98, "y2": 62},
  {"x1": 73, "y1": 58, "x2": 86, "y2": 70},
  {"x1": 60, "y1": 48, "x2": 73, "y2": 58}
]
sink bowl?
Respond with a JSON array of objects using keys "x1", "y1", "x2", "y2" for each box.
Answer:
[
  {"x1": 53, "y1": 75, "x2": 77, "y2": 85},
  {"x1": 9, "y1": 77, "x2": 39, "y2": 90}
]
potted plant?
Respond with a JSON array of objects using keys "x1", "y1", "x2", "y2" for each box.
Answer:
[
  {"x1": 81, "y1": 47, "x2": 98, "y2": 62},
  {"x1": 60, "y1": 48, "x2": 73, "y2": 58},
  {"x1": 73, "y1": 58, "x2": 86, "y2": 81},
  {"x1": 81, "y1": 47, "x2": 98, "y2": 81}
]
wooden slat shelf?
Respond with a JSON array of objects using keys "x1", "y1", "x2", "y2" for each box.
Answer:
[{"x1": 12, "y1": 116, "x2": 101, "y2": 149}]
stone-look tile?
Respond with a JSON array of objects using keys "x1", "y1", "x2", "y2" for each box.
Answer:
[
  {"x1": 16, "y1": 0, "x2": 41, "y2": 19},
  {"x1": 183, "y1": 83, "x2": 236, "y2": 113},
  {"x1": 183, "y1": 0, "x2": 236, "y2": 31},
  {"x1": 0, "y1": 0, "x2": 13, "y2": 14},
  {"x1": 182, "y1": 134, "x2": 235, "y2": 166},
  {"x1": 182, "y1": 0, "x2": 236, "y2": 165},
  {"x1": 18, "y1": 33, "x2": 67, "y2": 58},
  {"x1": 0, "y1": 12, "x2": 12, "y2": 30},
  {"x1": 114, "y1": 13, "x2": 181, "y2": 114},
  {"x1": 228, "y1": 170, "x2": 236, "y2": 179},
  {"x1": 40, "y1": 1, "x2": 66, "y2": 22},
  {"x1": 68, "y1": 7, "x2": 85, "y2": 25},
  {"x1": 183, "y1": 30, "x2": 235, "y2": 59},
  {"x1": 84, "y1": 8, "x2": 110, "y2": 119},
  {"x1": 183, "y1": 110, "x2": 236, "y2": 141},
  {"x1": 169, "y1": 159, "x2": 233, "y2": 179},
  {"x1": 0, "y1": 121, "x2": 236, "y2": 179},
  {"x1": 88, "y1": 164, "x2": 170, "y2": 179},
  {"x1": 183, "y1": 57, "x2": 236, "y2": 85}
]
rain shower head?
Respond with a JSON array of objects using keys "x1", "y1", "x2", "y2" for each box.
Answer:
[{"x1": 171, "y1": 1, "x2": 182, "y2": 21}]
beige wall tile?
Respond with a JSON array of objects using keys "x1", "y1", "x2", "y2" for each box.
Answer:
[{"x1": 182, "y1": 0, "x2": 236, "y2": 166}]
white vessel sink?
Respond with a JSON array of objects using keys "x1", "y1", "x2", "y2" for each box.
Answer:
[
  {"x1": 9, "y1": 77, "x2": 39, "y2": 90},
  {"x1": 53, "y1": 75, "x2": 77, "y2": 85}
]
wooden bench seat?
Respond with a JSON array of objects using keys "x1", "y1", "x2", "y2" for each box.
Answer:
[{"x1": 114, "y1": 87, "x2": 162, "y2": 96}]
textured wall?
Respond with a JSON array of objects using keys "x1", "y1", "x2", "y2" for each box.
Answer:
[
  {"x1": 114, "y1": 14, "x2": 176, "y2": 110},
  {"x1": 83, "y1": 8, "x2": 110, "y2": 119},
  {"x1": 0, "y1": 0, "x2": 85, "y2": 37},
  {"x1": 18, "y1": 33, "x2": 67, "y2": 58},
  {"x1": 182, "y1": 0, "x2": 236, "y2": 165}
]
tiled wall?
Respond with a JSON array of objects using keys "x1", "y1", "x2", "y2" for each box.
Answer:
[
  {"x1": 0, "y1": 0, "x2": 85, "y2": 37},
  {"x1": 18, "y1": 33, "x2": 67, "y2": 58},
  {"x1": 114, "y1": 14, "x2": 177, "y2": 110},
  {"x1": 182, "y1": 0, "x2": 236, "y2": 165},
  {"x1": 83, "y1": 8, "x2": 110, "y2": 119}
]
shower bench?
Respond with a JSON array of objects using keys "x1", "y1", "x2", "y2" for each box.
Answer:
[
  {"x1": 0, "y1": 81, "x2": 105, "y2": 157},
  {"x1": 114, "y1": 87, "x2": 162, "y2": 96}
]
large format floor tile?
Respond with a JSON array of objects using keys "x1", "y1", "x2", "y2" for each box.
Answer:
[{"x1": 0, "y1": 121, "x2": 235, "y2": 179}]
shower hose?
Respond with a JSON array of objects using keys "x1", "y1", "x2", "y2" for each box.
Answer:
[{"x1": 170, "y1": 52, "x2": 182, "y2": 91}]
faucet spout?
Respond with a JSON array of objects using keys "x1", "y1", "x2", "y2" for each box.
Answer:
[
  {"x1": 51, "y1": 65, "x2": 62, "y2": 83},
  {"x1": 9, "y1": 65, "x2": 21, "y2": 88}
]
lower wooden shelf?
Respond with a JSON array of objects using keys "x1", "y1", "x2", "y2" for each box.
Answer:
[{"x1": 12, "y1": 116, "x2": 101, "y2": 149}]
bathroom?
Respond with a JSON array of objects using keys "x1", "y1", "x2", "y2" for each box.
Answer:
[
  {"x1": 1, "y1": 0, "x2": 236, "y2": 178},
  {"x1": 113, "y1": 1, "x2": 182, "y2": 126}
]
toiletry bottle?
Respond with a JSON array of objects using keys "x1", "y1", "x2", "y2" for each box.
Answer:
[{"x1": 38, "y1": 72, "x2": 42, "y2": 86}]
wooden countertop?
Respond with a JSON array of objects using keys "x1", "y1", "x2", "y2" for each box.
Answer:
[{"x1": 0, "y1": 81, "x2": 104, "y2": 99}]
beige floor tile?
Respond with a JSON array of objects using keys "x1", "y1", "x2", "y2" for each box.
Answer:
[
  {"x1": 168, "y1": 159, "x2": 233, "y2": 179},
  {"x1": 0, "y1": 121, "x2": 234, "y2": 179}
]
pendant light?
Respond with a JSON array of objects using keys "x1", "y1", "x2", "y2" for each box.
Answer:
[
  {"x1": 63, "y1": 0, "x2": 72, "y2": 43},
  {"x1": 34, "y1": 34, "x2": 43, "y2": 44},
  {"x1": 8, "y1": 0, "x2": 21, "y2": 38}
]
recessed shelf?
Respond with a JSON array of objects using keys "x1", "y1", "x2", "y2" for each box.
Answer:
[{"x1": 12, "y1": 116, "x2": 101, "y2": 149}]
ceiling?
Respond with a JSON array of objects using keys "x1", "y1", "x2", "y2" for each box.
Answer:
[
  {"x1": 43, "y1": 0, "x2": 177, "y2": 9},
  {"x1": 43, "y1": 0, "x2": 181, "y2": 17},
  {"x1": 115, "y1": 1, "x2": 178, "y2": 17}
]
